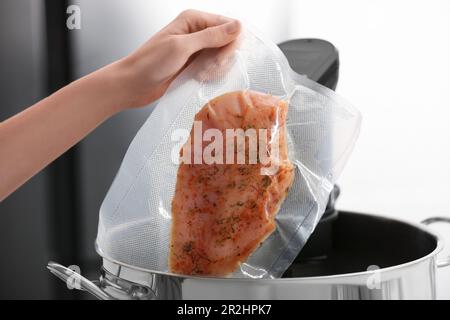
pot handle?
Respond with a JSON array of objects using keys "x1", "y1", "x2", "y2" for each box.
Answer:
[
  {"x1": 422, "y1": 217, "x2": 450, "y2": 268},
  {"x1": 47, "y1": 261, "x2": 114, "y2": 300}
]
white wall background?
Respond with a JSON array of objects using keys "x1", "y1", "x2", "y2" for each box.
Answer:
[
  {"x1": 288, "y1": 0, "x2": 450, "y2": 224},
  {"x1": 74, "y1": 0, "x2": 450, "y2": 298}
]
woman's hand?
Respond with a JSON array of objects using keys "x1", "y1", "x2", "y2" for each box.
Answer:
[
  {"x1": 0, "y1": 10, "x2": 241, "y2": 201},
  {"x1": 113, "y1": 9, "x2": 241, "y2": 109}
]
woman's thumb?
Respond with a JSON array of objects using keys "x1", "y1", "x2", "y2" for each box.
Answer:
[{"x1": 188, "y1": 20, "x2": 241, "y2": 51}]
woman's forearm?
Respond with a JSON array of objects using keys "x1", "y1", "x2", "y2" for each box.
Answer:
[{"x1": 0, "y1": 62, "x2": 127, "y2": 201}]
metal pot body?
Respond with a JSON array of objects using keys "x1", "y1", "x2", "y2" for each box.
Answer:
[
  {"x1": 100, "y1": 256, "x2": 437, "y2": 300},
  {"x1": 47, "y1": 212, "x2": 450, "y2": 300}
]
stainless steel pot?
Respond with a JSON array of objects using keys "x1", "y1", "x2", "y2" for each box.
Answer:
[{"x1": 47, "y1": 211, "x2": 450, "y2": 300}]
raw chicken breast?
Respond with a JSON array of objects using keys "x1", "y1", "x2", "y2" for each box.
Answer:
[{"x1": 169, "y1": 90, "x2": 295, "y2": 276}]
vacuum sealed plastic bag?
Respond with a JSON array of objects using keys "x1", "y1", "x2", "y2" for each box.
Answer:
[{"x1": 96, "y1": 27, "x2": 361, "y2": 278}]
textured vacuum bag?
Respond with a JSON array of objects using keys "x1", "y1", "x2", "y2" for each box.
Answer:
[{"x1": 96, "y1": 27, "x2": 361, "y2": 278}]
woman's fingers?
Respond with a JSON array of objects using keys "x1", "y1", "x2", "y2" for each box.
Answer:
[
  {"x1": 186, "y1": 20, "x2": 241, "y2": 52},
  {"x1": 178, "y1": 9, "x2": 232, "y2": 32},
  {"x1": 167, "y1": 9, "x2": 241, "y2": 53}
]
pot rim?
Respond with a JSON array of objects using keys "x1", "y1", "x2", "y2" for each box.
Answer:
[{"x1": 97, "y1": 210, "x2": 444, "y2": 283}]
